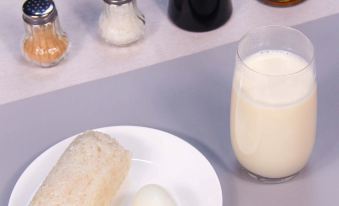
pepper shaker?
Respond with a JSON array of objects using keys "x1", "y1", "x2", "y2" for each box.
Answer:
[
  {"x1": 99, "y1": 0, "x2": 145, "y2": 46},
  {"x1": 22, "y1": 0, "x2": 69, "y2": 67}
]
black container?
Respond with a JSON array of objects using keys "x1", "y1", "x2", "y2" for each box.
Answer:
[{"x1": 168, "y1": 0, "x2": 232, "y2": 32}]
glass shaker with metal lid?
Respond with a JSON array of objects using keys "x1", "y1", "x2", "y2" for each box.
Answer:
[
  {"x1": 99, "y1": 0, "x2": 145, "y2": 46},
  {"x1": 22, "y1": 0, "x2": 69, "y2": 67}
]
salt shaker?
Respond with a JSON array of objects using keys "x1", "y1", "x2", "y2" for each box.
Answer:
[
  {"x1": 99, "y1": 0, "x2": 145, "y2": 46},
  {"x1": 22, "y1": 0, "x2": 69, "y2": 67}
]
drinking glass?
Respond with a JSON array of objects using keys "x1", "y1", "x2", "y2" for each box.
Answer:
[{"x1": 230, "y1": 25, "x2": 317, "y2": 183}]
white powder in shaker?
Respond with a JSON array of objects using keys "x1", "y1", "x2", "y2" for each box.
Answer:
[{"x1": 99, "y1": 3, "x2": 145, "y2": 46}]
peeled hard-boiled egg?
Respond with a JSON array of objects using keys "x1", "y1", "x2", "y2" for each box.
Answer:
[{"x1": 132, "y1": 184, "x2": 177, "y2": 206}]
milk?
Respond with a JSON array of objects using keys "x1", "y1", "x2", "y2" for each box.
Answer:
[{"x1": 231, "y1": 50, "x2": 317, "y2": 178}]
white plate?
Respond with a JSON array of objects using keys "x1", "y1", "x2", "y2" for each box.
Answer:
[{"x1": 9, "y1": 126, "x2": 222, "y2": 206}]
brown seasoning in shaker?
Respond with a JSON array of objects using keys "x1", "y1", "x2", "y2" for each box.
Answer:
[{"x1": 22, "y1": 0, "x2": 69, "y2": 67}]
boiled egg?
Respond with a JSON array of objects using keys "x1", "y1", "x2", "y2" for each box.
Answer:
[{"x1": 132, "y1": 184, "x2": 177, "y2": 206}]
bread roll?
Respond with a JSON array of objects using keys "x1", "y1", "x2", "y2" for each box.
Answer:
[{"x1": 30, "y1": 131, "x2": 131, "y2": 206}]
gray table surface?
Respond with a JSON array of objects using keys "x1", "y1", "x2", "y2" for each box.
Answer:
[{"x1": 1, "y1": 13, "x2": 339, "y2": 206}]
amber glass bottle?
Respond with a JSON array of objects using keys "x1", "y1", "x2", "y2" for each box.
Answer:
[{"x1": 260, "y1": 0, "x2": 305, "y2": 7}]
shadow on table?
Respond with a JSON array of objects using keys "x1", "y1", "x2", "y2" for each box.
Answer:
[
  {"x1": 306, "y1": 66, "x2": 339, "y2": 176},
  {"x1": 70, "y1": 0, "x2": 101, "y2": 58},
  {"x1": 153, "y1": 0, "x2": 168, "y2": 14},
  {"x1": 3, "y1": 151, "x2": 43, "y2": 205},
  {"x1": 0, "y1": 15, "x2": 26, "y2": 63},
  {"x1": 167, "y1": 129, "x2": 238, "y2": 206}
]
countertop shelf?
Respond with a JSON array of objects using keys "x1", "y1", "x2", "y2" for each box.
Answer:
[{"x1": 1, "y1": 0, "x2": 339, "y2": 104}]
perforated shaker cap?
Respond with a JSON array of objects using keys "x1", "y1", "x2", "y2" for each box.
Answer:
[
  {"x1": 22, "y1": 0, "x2": 58, "y2": 25},
  {"x1": 103, "y1": 0, "x2": 133, "y2": 5}
]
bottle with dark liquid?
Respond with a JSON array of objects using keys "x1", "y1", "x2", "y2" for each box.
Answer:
[
  {"x1": 168, "y1": 0, "x2": 232, "y2": 32},
  {"x1": 260, "y1": 0, "x2": 305, "y2": 7}
]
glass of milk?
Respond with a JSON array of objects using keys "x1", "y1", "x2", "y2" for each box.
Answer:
[{"x1": 231, "y1": 25, "x2": 317, "y2": 183}]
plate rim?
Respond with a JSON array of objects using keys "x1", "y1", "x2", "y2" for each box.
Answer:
[{"x1": 9, "y1": 125, "x2": 223, "y2": 206}]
